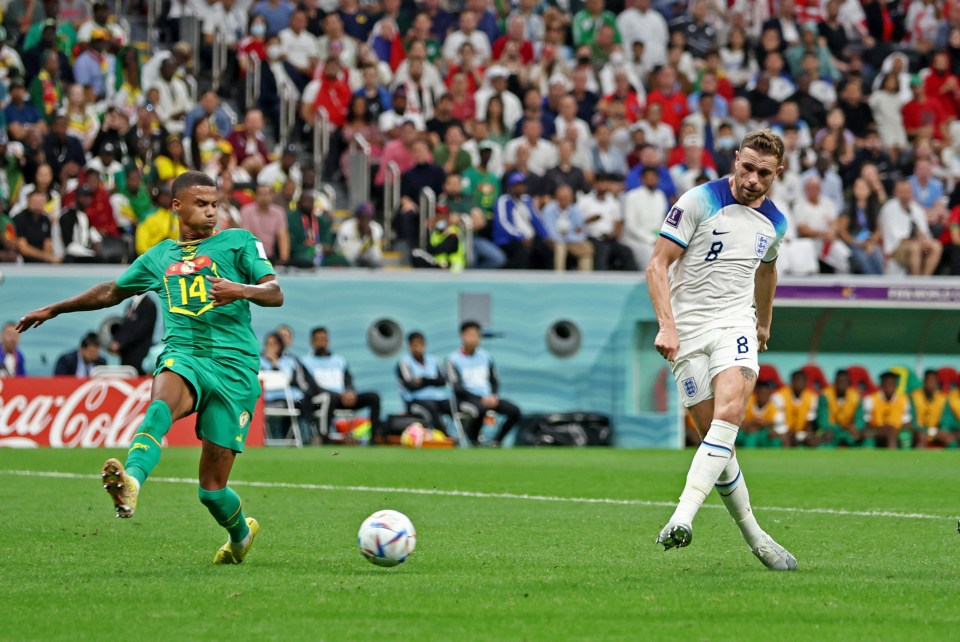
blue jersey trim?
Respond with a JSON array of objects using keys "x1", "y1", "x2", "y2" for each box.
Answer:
[
  {"x1": 659, "y1": 231, "x2": 688, "y2": 249},
  {"x1": 759, "y1": 256, "x2": 778, "y2": 264},
  {"x1": 706, "y1": 178, "x2": 788, "y2": 238}
]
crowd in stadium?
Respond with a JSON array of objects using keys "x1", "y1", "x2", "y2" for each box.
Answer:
[{"x1": 0, "y1": 0, "x2": 959, "y2": 274}]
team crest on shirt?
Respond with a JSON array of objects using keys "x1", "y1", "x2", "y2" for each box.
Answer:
[
  {"x1": 239, "y1": 411, "x2": 250, "y2": 428},
  {"x1": 755, "y1": 234, "x2": 771, "y2": 258},
  {"x1": 165, "y1": 255, "x2": 213, "y2": 276},
  {"x1": 682, "y1": 377, "x2": 698, "y2": 397},
  {"x1": 665, "y1": 206, "x2": 683, "y2": 228}
]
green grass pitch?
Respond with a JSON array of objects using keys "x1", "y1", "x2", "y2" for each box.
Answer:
[{"x1": 1, "y1": 447, "x2": 958, "y2": 641}]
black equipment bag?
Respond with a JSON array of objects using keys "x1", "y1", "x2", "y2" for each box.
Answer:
[{"x1": 515, "y1": 413, "x2": 613, "y2": 447}]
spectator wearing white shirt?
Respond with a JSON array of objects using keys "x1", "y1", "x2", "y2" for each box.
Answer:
[
  {"x1": 879, "y1": 179, "x2": 943, "y2": 276},
  {"x1": 617, "y1": 0, "x2": 668, "y2": 69},
  {"x1": 378, "y1": 86, "x2": 426, "y2": 137},
  {"x1": 554, "y1": 95, "x2": 593, "y2": 173},
  {"x1": 150, "y1": 58, "x2": 193, "y2": 135},
  {"x1": 540, "y1": 184, "x2": 594, "y2": 271},
  {"x1": 669, "y1": 135, "x2": 718, "y2": 196},
  {"x1": 621, "y1": 166, "x2": 667, "y2": 270},
  {"x1": 279, "y1": 10, "x2": 319, "y2": 92},
  {"x1": 801, "y1": 155, "x2": 844, "y2": 214},
  {"x1": 475, "y1": 66, "x2": 523, "y2": 132},
  {"x1": 577, "y1": 173, "x2": 637, "y2": 271},
  {"x1": 442, "y1": 10, "x2": 492, "y2": 66},
  {"x1": 794, "y1": 174, "x2": 850, "y2": 273},
  {"x1": 316, "y1": 13, "x2": 357, "y2": 69},
  {"x1": 336, "y1": 202, "x2": 383, "y2": 267},
  {"x1": 636, "y1": 102, "x2": 676, "y2": 157},
  {"x1": 504, "y1": 119, "x2": 558, "y2": 176}
]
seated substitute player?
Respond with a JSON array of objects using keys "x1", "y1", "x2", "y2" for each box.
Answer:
[
  {"x1": 646, "y1": 129, "x2": 796, "y2": 570},
  {"x1": 17, "y1": 171, "x2": 283, "y2": 564},
  {"x1": 910, "y1": 370, "x2": 955, "y2": 449},
  {"x1": 779, "y1": 370, "x2": 819, "y2": 448},
  {"x1": 739, "y1": 380, "x2": 787, "y2": 448},
  {"x1": 817, "y1": 369, "x2": 863, "y2": 447},
  {"x1": 862, "y1": 371, "x2": 914, "y2": 449},
  {"x1": 397, "y1": 331, "x2": 450, "y2": 434},
  {"x1": 446, "y1": 320, "x2": 522, "y2": 447}
]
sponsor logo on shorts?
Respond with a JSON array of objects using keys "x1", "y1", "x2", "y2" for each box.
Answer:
[
  {"x1": 666, "y1": 206, "x2": 684, "y2": 228},
  {"x1": 164, "y1": 358, "x2": 175, "y2": 367},
  {"x1": 755, "y1": 234, "x2": 771, "y2": 258},
  {"x1": 239, "y1": 411, "x2": 250, "y2": 429},
  {"x1": 682, "y1": 377, "x2": 698, "y2": 397}
]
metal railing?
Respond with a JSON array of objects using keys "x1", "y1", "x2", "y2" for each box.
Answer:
[
  {"x1": 459, "y1": 212, "x2": 475, "y2": 269},
  {"x1": 179, "y1": 14, "x2": 202, "y2": 84},
  {"x1": 147, "y1": 0, "x2": 162, "y2": 52},
  {"x1": 347, "y1": 133, "x2": 371, "y2": 209},
  {"x1": 383, "y1": 161, "x2": 401, "y2": 249},
  {"x1": 419, "y1": 187, "x2": 436, "y2": 250},
  {"x1": 319, "y1": 182, "x2": 337, "y2": 208},
  {"x1": 211, "y1": 28, "x2": 229, "y2": 92},
  {"x1": 312, "y1": 107, "x2": 330, "y2": 175},
  {"x1": 278, "y1": 82, "x2": 298, "y2": 149},
  {"x1": 245, "y1": 54, "x2": 261, "y2": 107}
]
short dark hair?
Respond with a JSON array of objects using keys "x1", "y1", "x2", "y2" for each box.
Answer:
[
  {"x1": 407, "y1": 331, "x2": 425, "y2": 344},
  {"x1": 310, "y1": 326, "x2": 328, "y2": 337},
  {"x1": 460, "y1": 320, "x2": 481, "y2": 333},
  {"x1": 740, "y1": 129, "x2": 785, "y2": 165},
  {"x1": 80, "y1": 332, "x2": 100, "y2": 348},
  {"x1": 924, "y1": 369, "x2": 940, "y2": 380},
  {"x1": 835, "y1": 369, "x2": 850, "y2": 379},
  {"x1": 172, "y1": 170, "x2": 216, "y2": 198}
]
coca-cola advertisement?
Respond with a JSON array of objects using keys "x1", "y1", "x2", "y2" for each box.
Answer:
[{"x1": 0, "y1": 378, "x2": 264, "y2": 448}]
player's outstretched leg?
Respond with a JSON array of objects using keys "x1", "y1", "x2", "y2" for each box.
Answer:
[
  {"x1": 203, "y1": 486, "x2": 259, "y2": 564},
  {"x1": 715, "y1": 455, "x2": 796, "y2": 571},
  {"x1": 656, "y1": 419, "x2": 738, "y2": 550}
]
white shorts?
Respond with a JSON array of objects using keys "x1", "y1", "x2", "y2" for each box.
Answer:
[{"x1": 671, "y1": 327, "x2": 759, "y2": 407}]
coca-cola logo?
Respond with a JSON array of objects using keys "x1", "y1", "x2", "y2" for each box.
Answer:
[{"x1": 0, "y1": 379, "x2": 154, "y2": 448}]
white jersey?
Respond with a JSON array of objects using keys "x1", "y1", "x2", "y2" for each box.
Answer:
[{"x1": 658, "y1": 178, "x2": 787, "y2": 339}]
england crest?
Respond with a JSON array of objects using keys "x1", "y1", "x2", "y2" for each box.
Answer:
[
  {"x1": 755, "y1": 234, "x2": 771, "y2": 258},
  {"x1": 682, "y1": 377, "x2": 698, "y2": 398}
]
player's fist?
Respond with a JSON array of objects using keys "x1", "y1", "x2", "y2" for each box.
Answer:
[
  {"x1": 206, "y1": 276, "x2": 247, "y2": 306},
  {"x1": 757, "y1": 325, "x2": 771, "y2": 352},
  {"x1": 16, "y1": 306, "x2": 56, "y2": 333},
  {"x1": 654, "y1": 326, "x2": 679, "y2": 362}
]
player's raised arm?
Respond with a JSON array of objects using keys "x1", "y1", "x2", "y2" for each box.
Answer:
[
  {"x1": 17, "y1": 280, "x2": 135, "y2": 333},
  {"x1": 754, "y1": 259, "x2": 778, "y2": 352},
  {"x1": 206, "y1": 274, "x2": 284, "y2": 308},
  {"x1": 645, "y1": 237, "x2": 686, "y2": 362}
]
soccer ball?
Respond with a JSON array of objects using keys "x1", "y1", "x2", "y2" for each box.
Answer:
[{"x1": 357, "y1": 510, "x2": 417, "y2": 567}]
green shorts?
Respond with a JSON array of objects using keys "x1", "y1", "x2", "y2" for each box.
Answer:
[{"x1": 155, "y1": 352, "x2": 261, "y2": 452}]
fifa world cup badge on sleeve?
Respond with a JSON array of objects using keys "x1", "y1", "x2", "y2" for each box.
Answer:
[
  {"x1": 666, "y1": 206, "x2": 683, "y2": 228},
  {"x1": 682, "y1": 377, "x2": 698, "y2": 398},
  {"x1": 755, "y1": 234, "x2": 771, "y2": 258}
]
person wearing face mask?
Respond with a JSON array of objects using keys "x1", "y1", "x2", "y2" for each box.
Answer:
[
  {"x1": 411, "y1": 204, "x2": 466, "y2": 271},
  {"x1": 712, "y1": 123, "x2": 739, "y2": 176}
]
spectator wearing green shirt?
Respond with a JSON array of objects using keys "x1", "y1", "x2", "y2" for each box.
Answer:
[
  {"x1": 572, "y1": 0, "x2": 620, "y2": 47},
  {"x1": 433, "y1": 124, "x2": 473, "y2": 176},
  {"x1": 459, "y1": 145, "x2": 506, "y2": 269},
  {"x1": 286, "y1": 190, "x2": 346, "y2": 268}
]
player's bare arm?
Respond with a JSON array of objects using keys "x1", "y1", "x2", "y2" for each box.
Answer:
[
  {"x1": 754, "y1": 259, "x2": 778, "y2": 352},
  {"x1": 645, "y1": 237, "x2": 686, "y2": 362},
  {"x1": 206, "y1": 274, "x2": 284, "y2": 308},
  {"x1": 16, "y1": 280, "x2": 134, "y2": 332}
]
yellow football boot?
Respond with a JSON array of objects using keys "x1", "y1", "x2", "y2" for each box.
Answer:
[
  {"x1": 213, "y1": 517, "x2": 260, "y2": 564},
  {"x1": 101, "y1": 458, "x2": 139, "y2": 518}
]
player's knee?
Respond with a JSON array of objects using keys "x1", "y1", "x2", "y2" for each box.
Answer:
[{"x1": 713, "y1": 399, "x2": 747, "y2": 426}]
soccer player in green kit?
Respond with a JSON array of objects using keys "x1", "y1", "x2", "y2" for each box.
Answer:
[{"x1": 17, "y1": 171, "x2": 283, "y2": 564}]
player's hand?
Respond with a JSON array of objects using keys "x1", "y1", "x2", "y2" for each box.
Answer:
[
  {"x1": 206, "y1": 276, "x2": 247, "y2": 306},
  {"x1": 653, "y1": 326, "x2": 679, "y2": 362},
  {"x1": 757, "y1": 325, "x2": 771, "y2": 352},
  {"x1": 16, "y1": 306, "x2": 56, "y2": 333},
  {"x1": 482, "y1": 394, "x2": 498, "y2": 408},
  {"x1": 342, "y1": 390, "x2": 357, "y2": 406}
]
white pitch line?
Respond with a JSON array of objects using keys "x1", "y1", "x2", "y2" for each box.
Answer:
[{"x1": 0, "y1": 469, "x2": 950, "y2": 521}]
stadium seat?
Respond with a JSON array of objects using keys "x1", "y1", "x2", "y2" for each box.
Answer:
[
  {"x1": 937, "y1": 367, "x2": 960, "y2": 392},
  {"x1": 845, "y1": 366, "x2": 877, "y2": 394},
  {"x1": 259, "y1": 370, "x2": 305, "y2": 447},
  {"x1": 799, "y1": 364, "x2": 828, "y2": 391},
  {"x1": 758, "y1": 364, "x2": 784, "y2": 388}
]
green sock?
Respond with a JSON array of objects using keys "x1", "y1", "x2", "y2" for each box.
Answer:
[
  {"x1": 198, "y1": 486, "x2": 250, "y2": 543},
  {"x1": 125, "y1": 400, "x2": 173, "y2": 486}
]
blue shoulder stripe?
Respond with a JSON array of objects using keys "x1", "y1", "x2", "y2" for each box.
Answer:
[{"x1": 659, "y1": 231, "x2": 687, "y2": 249}]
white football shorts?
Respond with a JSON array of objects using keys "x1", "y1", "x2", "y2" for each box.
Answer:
[{"x1": 670, "y1": 326, "x2": 760, "y2": 407}]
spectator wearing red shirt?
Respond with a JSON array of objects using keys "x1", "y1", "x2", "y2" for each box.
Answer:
[
  {"x1": 946, "y1": 205, "x2": 960, "y2": 274},
  {"x1": 445, "y1": 41, "x2": 485, "y2": 95},
  {"x1": 903, "y1": 76, "x2": 950, "y2": 142},
  {"x1": 492, "y1": 15, "x2": 535, "y2": 65},
  {"x1": 448, "y1": 71, "x2": 477, "y2": 122},
  {"x1": 601, "y1": 70, "x2": 644, "y2": 124},
  {"x1": 238, "y1": 16, "x2": 268, "y2": 78},
  {"x1": 312, "y1": 58, "x2": 352, "y2": 128},
  {"x1": 227, "y1": 109, "x2": 271, "y2": 174},
  {"x1": 63, "y1": 170, "x2": 118, "y2": 238},
  {"x1": 924, "y1": 50, "x2": 960, "y2": 117},
  {"x1": 645, "y1": 65, "x2": 688, "y2": 134}
]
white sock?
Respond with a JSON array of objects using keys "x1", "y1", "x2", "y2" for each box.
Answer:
[
  {"x1": 715, "y1": 454, "x2": 766, "y2": 549},
  {"x1": 231, "y1": 531, "x2": 252, "y2": 552},
  {"x1": 670, "y1": 420, "x2": 738, "y2": 525}
]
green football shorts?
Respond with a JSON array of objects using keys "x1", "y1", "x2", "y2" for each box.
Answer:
[{"x1": 155, "y1": 352, "x2": 261, "y2": 452}]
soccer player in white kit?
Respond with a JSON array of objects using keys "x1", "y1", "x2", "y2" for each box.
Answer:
[{"x1": 646, "y1": 130, "x2": 797, "y2": 570}]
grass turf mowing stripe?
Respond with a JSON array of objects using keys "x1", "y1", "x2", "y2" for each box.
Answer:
[{"x1": 0, "y1": 468, "x2": 950, "y2": 521}]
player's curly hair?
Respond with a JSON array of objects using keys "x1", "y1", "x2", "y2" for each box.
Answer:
[{"x1": 740, "y1": 129, "x2": 785, "y2": 165}]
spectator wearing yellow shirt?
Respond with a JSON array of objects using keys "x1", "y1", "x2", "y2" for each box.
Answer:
[
  {"x1": 946, "y1": 379, "x2": 960, "y2": 436},
  {"x1": 817, "y1": 370, "x2": 863, "y2": 447},
  {"x1": 779, "y1": 370, "x2": 818, "y2": 447},
  {"x1": 152, "y1": 134, "x2": 189, "y2": 185},
  {"x1": 134, "y1": 186, "x2": 177, "y2": 255},
  {"x1": 862, "y1": 371, "x2": 914, "y2": 449},
  {"x1": 740, "y1": 380, "x2": 787, "y2": 448},
  {"x1": 911, "y1": 370, "x2": 955, "y2": 448}
]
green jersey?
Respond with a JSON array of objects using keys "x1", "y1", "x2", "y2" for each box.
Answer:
[{"x1": 115, "y1": 229, "x2": 275, "y2": 372}]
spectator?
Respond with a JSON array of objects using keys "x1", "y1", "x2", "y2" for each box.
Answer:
[
  {"x1": 397, "y1": 137, "x2": 445, "y2": 248},
  {"x1": 301, "y1": 327, "x2": 383, "y2": 442},
  {"x1": 622, "y1": 165, "x2": 667, "y2": 270},
  {"x1": 505, "y1": 118, "x2": 557, "y2": 176},
  {"x1": 446, "y1": 320, "x2": 521, "y2": 447},
  {"x1": 794, "y1": 174, "x2": 848, "y2": 273},
  {"x1": 669, "y1": 135, "x2": 718, "y2": 195},
  {"x1": 58, "y1": 185, "x2": 103, "y2": 262},
  {"x1": 411, "y1": 203, "x2": 465, "y2": 271},
  {"x1": 475, "y1": 66, "x2": 522, "y2": 133},
  {"x1": 433, "y1": 123, "x2": 472, "y2": 175},
  {"x1": 279, "y1": 10, "x2": 319, "y2": 93},
  {"x1": 62, "y1": 84, "x2": 99, "y2": 152},
  {"x1": 227, "y1": 109, "x2": 271, "y2": 177},
  {"x1": 540, "y1": 184, "x2": 594, "y2": 272},
  {"x1": 879, "y1": 179, "x2": 943, "y2": 275},
  {"x1": 259, "y1": 144, "x2": 303, "y2": 194},
  {"x1": 572, "y1": 0, "x2": 619, "y2": 47},
  {"x1": 153, "y1": 134, "x2": 190, "y2": 185},
  {"x1": 740, "y1": 380, "x2": 788, "y2": 448},
  {"x1": 13, "y1": 192, "x2": 60, "y2": 264},
  {"x1": 378, "y1": 87, "x2": 426, "y2": 136},
  {"x1": 108, "y1": 293, "x2": 157, "y2": 375},
  {"x1": 493, "y1": 15, "x2": 534, "y2": 65},
  {"x1": 422, "y1": 0, "x2": 455, "y2": 43},
  {"x1": 336, "y1": 202, "x2": 383, "y2": 267},
  {"x1": 41, "y1": 115, "x2": 85, "y2": 182},
  {"x1": 868, "y1": 72, "x2": 909, "y2": 153},
  {"x1": 259, "y1": 331, "x2": 319, "y2": 442},
  {"x1": 24, "y1": 19, "x2": 74, "y2": 85},
  {"x1": 837, "y1": 77, "x2": 875, "y2": 141},
  {"x1": 252, "y1": 0, "x2": 297, "y2": 38},
  {"x1": 902, "y1": 74, "x2": 950, "y2": 143},
  {"x1": 817, "y1": 370, "x2": 863, "y2": 448},
  {"x1": 29, "y1": 50, "x2": 65, "y2": 125},
  {"x1": 6, "y1": 76, "x2": 46, "y2": 143},
  {"x1": 590, "y1": 122, "x2": 628, "y2": 176},
  {"x1": 779, "y1": 370, "x2": 819, "y2": 448},
  {"x1": 492, "y1": 171, "x2": 552, "y2": 269},
  {"x1": 375, "y1": 118, "x2": 419, "y2": 186},
  {"x1": 578, "y1": 173, "x2": 636, "y2": 271},
  {"x1": 72, "y1": 29, "x2": 111, "y2": 100},
  {"x1": 184, "y1": 91, "x2": 233, "y2": 144},
  {"x1": 0, "y1": 322, "x2": 26, "y2": 377},
  {"x1": 801, "y1": 154, "x2": 844, "y2": 212},
  {"x1": 862, "y1": 371, "x2": 914, "y2": 449},
  {"x1": 85, "y1": 142, "x2": 125, "y2": 191},
  {"x1": 135, "y1": 186, "x2": 177, "y2": 255},
  {"x1": 911, "y1": 370, "x2": 954, "y2": 449},
  {"x1": 0, "y1": 208, "x2": 18, "y2": 262},
  {"x1": 151, "y1": 59, "x2": 192, "y2": 135},
  {"x1": 909, "y1": 158, "x2": 948, "y2": 231},
  {"x1": 443, "y1": 10, "x2": 492, "y2": 66},
  {"x1": 240, "y1": 183, "x2": 290, "y2": 264},
  {"x1": 618, "y1": 0, "x2": 667, "y2": 70},
  {"x1": 316, "y1": 14, "x2": 357, "y2": 69},
  {"x1": 543, "y1": 139, "x2": 592, "y2": 198},
  {"x1": 427, "y1": 94, "x2": 463, "y2": 146},
  {"x1": 838, "y1": 178, "x2": 884, "y2": 274},
  {"x1": 54, "y1": 331, "x2": 106, "y2": 377}
]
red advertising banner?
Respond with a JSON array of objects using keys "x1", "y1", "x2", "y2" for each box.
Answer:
[{"x1": 0, "y1": 377, "x2": 264, "y2": 448}]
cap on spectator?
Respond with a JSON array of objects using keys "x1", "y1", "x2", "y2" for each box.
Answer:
[
  {"x1": 910, "y1": 74, "x2": 923, "y2": 87},
  {"x1": 355, "y1": 202, "x2": 375, "y2": 218},
  {"x1": 505, "y1": 171, "x2": 526, "y2": 187},
  {"x1": 548, "y1": 73, "x2": 572, "y2": 91},
  {"x1": 282, "y1": 143, "x2": 298, "y2": 157},
  {"x1": 42, "y1": 18, "x2": 57, "y2": 29},
  {"x1": 487, "y1": 65, "x2": 510, "y2": 80},
  {"x1": 683, "y1": 135, "x2": 704, "y2": 148},
  {"x1": 101, "y1": 142, "x2": 117, "y2": 155},
  {"x1": 9, "y1": 76, "x2": 24, "y2": 89},
  {"x1": 77, "y1": 185, "x2": 94, "y2": 196},
  {"x1": 393, "y1": 85, "x2": 407, "y2": 98},
  {"x1": 436, "y1": 203, "x2": 450, "y2": 214}
]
